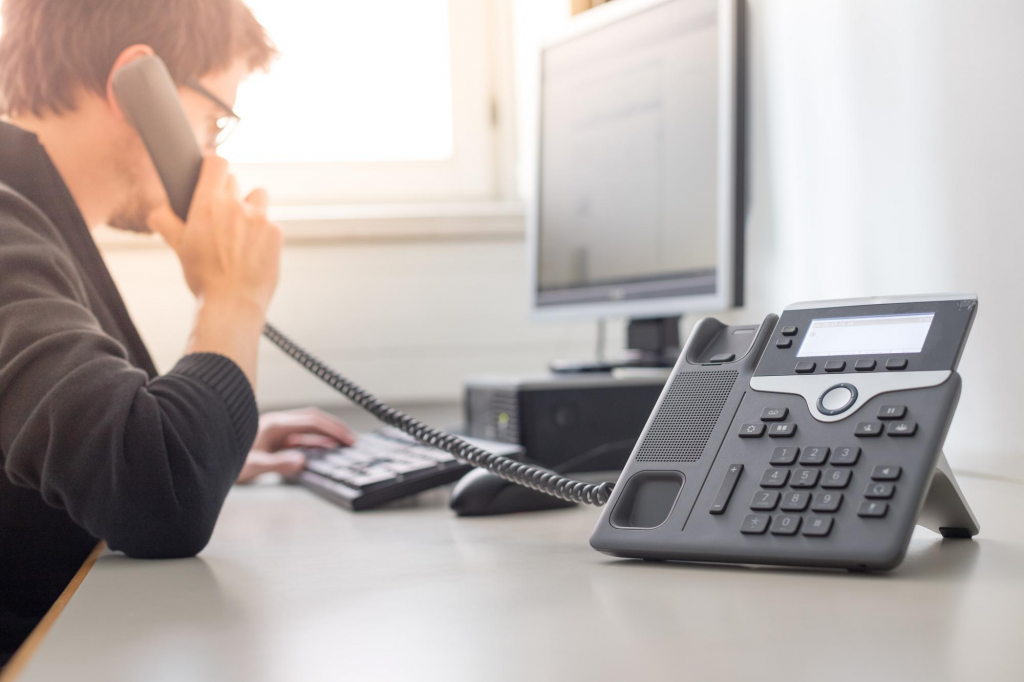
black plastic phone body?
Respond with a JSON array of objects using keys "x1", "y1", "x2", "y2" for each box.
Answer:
[
  {"x1": 111, "y1": 55, "x2": 203, "y2": 220},
  {"x1": 590, "y1": 294, "x2": 979, "y2": 571}
]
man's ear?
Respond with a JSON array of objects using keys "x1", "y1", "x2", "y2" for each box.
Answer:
[{"x1": 105, "y1": 44, "x2": 157, "y2": 121}]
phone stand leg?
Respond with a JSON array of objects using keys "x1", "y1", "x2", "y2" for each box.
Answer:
[{"x1": 917, "y1": 451, "x2": 980, "y2": 538}]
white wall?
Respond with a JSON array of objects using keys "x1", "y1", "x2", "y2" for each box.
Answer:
[
  {"x1": 102, "y1": 0, "x2": 1024, "y2": 478},
  {"x1": 740, "y1": 0, "x2": 1024, "y2": 478}
]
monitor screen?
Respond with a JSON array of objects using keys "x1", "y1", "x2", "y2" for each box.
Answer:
[
  {"x1": 535, "y1": 0, "x2": 732, "y2": 311},
  {"x1": 796, "y1": 313, "x2": 936, "y2": 358}
]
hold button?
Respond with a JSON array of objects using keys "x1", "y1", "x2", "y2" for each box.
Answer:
[{"x1": 817, "y1": 383, "x2": 858, "y2": 416}]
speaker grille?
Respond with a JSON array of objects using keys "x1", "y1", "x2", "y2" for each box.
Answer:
[{"x1": 635, "y1": 370, "x2": 738, "y2": 463}]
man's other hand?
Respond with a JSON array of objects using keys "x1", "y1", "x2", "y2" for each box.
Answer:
[{"x1": 237, "y1": 408, "x2": 357, "y2": 483}]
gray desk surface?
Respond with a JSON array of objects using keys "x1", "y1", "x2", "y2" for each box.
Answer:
[{"x1": 13, "y1": 471, "x2": 1024, "y2": 682}]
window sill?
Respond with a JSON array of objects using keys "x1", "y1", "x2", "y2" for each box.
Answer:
[{"x1": 94, "y1": 202, "x2": 526, "y2": 250}]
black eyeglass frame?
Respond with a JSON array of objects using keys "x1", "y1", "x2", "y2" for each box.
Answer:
[{"x1": 184, "y1": 80, "x2": 242, "y2": 147}]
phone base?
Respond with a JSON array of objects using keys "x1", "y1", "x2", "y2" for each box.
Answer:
[{"x1": 917, "y1": 451, "x2": 980, "y2": 538}]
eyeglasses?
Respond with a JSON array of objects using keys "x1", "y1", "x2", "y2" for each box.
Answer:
[{"x1": 184, "y1": 80, "x2": 241, "y2": 148}]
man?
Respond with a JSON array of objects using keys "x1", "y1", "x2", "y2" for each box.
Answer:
[{"x1": 0, "y1": 0, "x2": 355, "y2": 663}]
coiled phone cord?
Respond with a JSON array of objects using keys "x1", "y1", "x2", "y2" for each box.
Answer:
[{"x1": 262, "y1": 323, "x2": 616, "y2": 506}]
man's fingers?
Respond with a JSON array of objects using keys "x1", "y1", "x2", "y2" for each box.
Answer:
[
  {"x1": 302, "y1": 411, "x2": 357, "y2": 446},
  {"x1": 245, "y1": 188, "x2": 269, "y2": 214},
  {"x1": 147, "y1": 204, "x2": 185, "y2": 251},
  {"x1": 283, "y1": 433, "x2": 343, "y2": 450},
  {"x1": 194, "y1": 155, "x2": 230, "y2": 206},
  {"x1": 236, "y1": 450, "x2": 307, "y2": 484}
]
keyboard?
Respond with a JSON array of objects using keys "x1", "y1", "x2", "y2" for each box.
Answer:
[{"x1": 297, "y1": 427, "x2": 522, "y2": 511}]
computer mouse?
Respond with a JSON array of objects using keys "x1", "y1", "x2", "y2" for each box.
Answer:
[{"x1": 449, "y1": 468, "x2": 577, "y2": 516}]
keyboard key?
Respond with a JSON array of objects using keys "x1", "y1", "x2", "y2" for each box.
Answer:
[
  {"x1": 795, "y1": 361, "x2": 816, "y2": 373},
  {"x1": 710, "y1": 463, "x2": 744, "y2": 514},
  {"x1": 761, "y1": 407, "x2": 789, "y2": 421},
  {"x1": 751, "y1": 491, "x2": 781, "y2": 511},
  {"x1": 739, "y1": 423, "x2": 766, "y2": 438},
  {"x1": 798, "y1": 446, "x2": 829, "y2": 465},
  {"x1": 821, "y1": 469, "x2": 851, "y2": 489},
  {"x1": 741, "y1": 514, "x2": 771, "y2": 534},
  {"x1": 830, "y1": 446, "x2": 860, "y2": 466},
  {"x1": 803, "y1": 516, "x2": 834, "y2": 537},
  {"x1": 855, "y1": 422, "x2": 883, "y2": 437},
  {"x1": 878, "y1": 405, "x2": 907, "y2": 420},
  {"x1": 768, "y1": 423, "x2": 797, "y2": 438},
  {"x1": 791, "y1": 469, "x2": 820, "y2": 488},
  {"x1": 770, "y1": 447, "x2": 799, "y2": 465},
  {"x1": 781, "y1": 491, "x2": 811, "y2": 511},
  {"x1": 760, "y1": 469, "x2": 789, "y2": 488},
  {"x1": 811, "y1": 491, "x2": 843, "y2": 512},
  {"x1": 771, "y1": 515, "x2": 801, "y2": 535},
  {"x1": 871, "y1": 465, "x2": 901, "y2": 481},
  {"x1": 858, "y1": 501, "x2": 888, "y2": 517},
  {"x1": 888, "y1": 421, "x2": 917, "y2": 437},
  {"x1": 865, "y1": 482, "x2": 896, "y2": 499}
]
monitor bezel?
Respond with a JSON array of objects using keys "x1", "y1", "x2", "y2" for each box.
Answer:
[{"x1": 527, "y1": 0, "x2": 744, "y2": 321}]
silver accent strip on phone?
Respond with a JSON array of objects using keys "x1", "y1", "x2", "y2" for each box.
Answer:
[
  {"x1": 784, "y1": 294, "x2": 977, "y2": 312},
  {"x1": 749, "y1": 371, "x2": 952, "y2": 423}
]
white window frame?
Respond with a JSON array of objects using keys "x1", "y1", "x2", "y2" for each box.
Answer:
[{"x1": 230, "y1": 0, "x2": 515, "y2": 207}]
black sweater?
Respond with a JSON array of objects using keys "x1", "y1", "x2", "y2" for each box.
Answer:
[{"x1": 0, "y1": 123, "x2": 259, "y2": 662}]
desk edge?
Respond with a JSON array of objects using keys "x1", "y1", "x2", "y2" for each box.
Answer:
[{"x1": 1, "y1": 541, "x2": 106, "y2": 681}]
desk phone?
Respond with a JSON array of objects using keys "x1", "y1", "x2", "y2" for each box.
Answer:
[{"x1": 591, "y1": 294, "x2": 979, "y2": 571}]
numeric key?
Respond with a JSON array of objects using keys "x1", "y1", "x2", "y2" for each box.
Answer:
[
  {"x1": 769, "y1": 447, "x2": 799, "y2": 465},
  {"x1": 798, "y1": 446, "x2": 829, "y2": 465},
  {"x1": 830, "y1": 446, "x2": 860, "y2": 466},
  {"x1": 821, "y1": 469, "x2": 851, "y2": 489},
  {"x1": 780, "y1": 491, "x2": 811, "y2": 511},
  {"x1": 760, "y1": 469, "x2": 789, "y2": 488},
  {"x1": 770, "y1": 515, "x2": 802, "y2": 535},
  {"x1": 791, "y1": 469, "x2": 820, "y2": 488},
  {"x1": 751, "y1": 491, "x2": 780, "y2": 510},
  {"x1": 811, "y1": 492, "x2": 843, "y2": 512}
]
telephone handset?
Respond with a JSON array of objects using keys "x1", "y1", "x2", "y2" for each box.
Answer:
[{"x1": 111, "y1": 55, "x2": 613, "y2": 506}]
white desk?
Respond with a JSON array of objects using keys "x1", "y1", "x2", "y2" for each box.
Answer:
[{"x1": 11, "y1": 473, "x2": 1024, "y2": 682}]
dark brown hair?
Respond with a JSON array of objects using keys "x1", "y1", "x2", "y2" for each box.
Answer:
[{"x1": 0, "y1": 0, "x2": 277, "y2": 116}]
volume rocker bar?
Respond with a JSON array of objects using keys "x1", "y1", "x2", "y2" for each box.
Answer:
[{"x1": 709, "y1": 464, "x2": 744, "y2": 515}]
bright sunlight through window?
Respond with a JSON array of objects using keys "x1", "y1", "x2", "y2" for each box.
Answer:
[{"x1": 220, "y1": 0, "x2": 455, "y2": 164}]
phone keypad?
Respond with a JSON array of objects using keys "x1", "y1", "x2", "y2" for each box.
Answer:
[{"x1": 731, "y1": 406, "x2": 917, "y2": 538}]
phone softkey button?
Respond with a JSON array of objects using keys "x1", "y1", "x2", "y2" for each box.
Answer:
[
  {"x1": 770, "y1": 515, "x2": 801, "y2": 536},
  {"x1": 741, "y1": 514, "x2": 771, "y2": 535}
]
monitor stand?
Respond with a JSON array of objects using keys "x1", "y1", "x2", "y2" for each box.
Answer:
[{"x1": 550, "y1": 317, "x2": 682, "y2": 374}]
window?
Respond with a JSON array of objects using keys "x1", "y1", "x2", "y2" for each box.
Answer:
[{"x1": 226, "y1": 0, "x2": 508, "y2": 206}]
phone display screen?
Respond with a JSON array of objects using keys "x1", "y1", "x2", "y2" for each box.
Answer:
[{"x1": 796, "y1": 313, "x2": 936, "y2": 358}]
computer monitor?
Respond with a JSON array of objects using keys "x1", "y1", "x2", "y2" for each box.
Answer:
[{"x1": 527, "y1": 0, "x2": 745, "y2": 368}]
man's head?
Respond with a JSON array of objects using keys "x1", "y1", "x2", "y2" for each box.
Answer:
[{"x1": 0, "y1": 0, "x2": 276, "y2": 232}]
